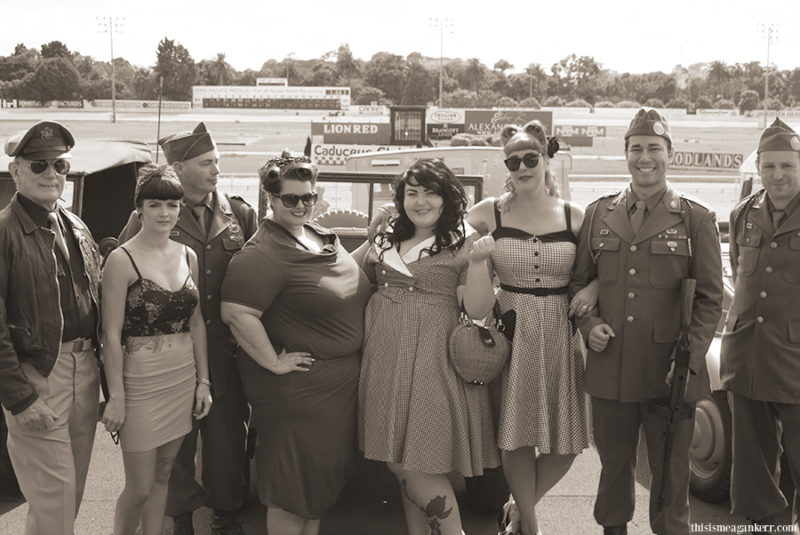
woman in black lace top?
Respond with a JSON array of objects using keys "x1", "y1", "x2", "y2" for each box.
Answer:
[{"x1": 101, "y1": 164, "x2": 212, "y2": 535}]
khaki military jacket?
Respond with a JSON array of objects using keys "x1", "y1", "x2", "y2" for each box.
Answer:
[
  {"x1": 721, "y1": 189, "x2": 800, "y2": 403},
  {"x1": 571, "y1": 185, "x2": 723, "y2": 403},
  {"x1": 118, "y1": 191, "x2": 257, "y2": 396}
]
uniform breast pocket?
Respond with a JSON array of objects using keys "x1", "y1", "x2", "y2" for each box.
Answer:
[
  {"x1": 784, "y1": 234, "x2": 800, "y2": 285},
  {"x1": 591, "y1": 237, "x2": 620, "y2": 284},
  {"x1": 649, "y1": 239, "x2": 690, "y2": 288},
  {"x1": 735, "y1": 232, "x2": 761, "y2": 277}
]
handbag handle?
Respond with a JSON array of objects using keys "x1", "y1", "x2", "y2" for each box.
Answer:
[{"x1": 458, "y1": 300, "x2": 504, "y2": 329}]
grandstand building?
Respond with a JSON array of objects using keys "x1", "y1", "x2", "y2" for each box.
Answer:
[{"x1": 192, "y1": 83, "x2": 351, "y2": 110}]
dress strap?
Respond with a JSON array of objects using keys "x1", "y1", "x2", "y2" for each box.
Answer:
[
  {"x1": 564, "y1": 202, "x2": 573, "y2": 235},
  {"x1": 493, "y1": 199, "x2": 502, "y2": 230},
  {"x1": 119, "y1": 247, "x2": 143, "y2": 279}
]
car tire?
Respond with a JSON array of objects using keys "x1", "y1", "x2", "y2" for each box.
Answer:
[
  {"x1": 464, "y1": 466, "x2": 510, "y2": 513},
  {"x1": 689, "y1": 390, "x2": 732, "y2": 503},
  {"x1": 312, "y1": 209, "x2": 370, "y2": 228}
]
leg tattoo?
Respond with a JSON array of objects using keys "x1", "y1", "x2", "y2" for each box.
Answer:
[{"x1": 399, "y1": 479, "x2": 453, "y2": 535}]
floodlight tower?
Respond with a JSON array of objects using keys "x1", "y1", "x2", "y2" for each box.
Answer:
[
  {"x1": 97, "y1": 16, "x2": 125, "y2": 123},
  {"x1": 429, "y1": 17, "x2": 453, "y2": 107},
  {"x1": 758, "y1": 23, "x2": 779, "y2": 128}
]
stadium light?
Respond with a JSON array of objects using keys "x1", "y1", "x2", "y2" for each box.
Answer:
[
  {"x1": 429, "y1": 17, "x2": 453, "y2": 108},
  {"x1": 758, "y1": 23, "x2": 779, "y2": 128},
  {"x1": 97, "y1": 16, "x2": 125, "y2": 123}
]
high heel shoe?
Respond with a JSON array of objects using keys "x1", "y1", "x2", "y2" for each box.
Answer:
[{"x1": 497, "y1": 494, "x2": 520, "y2": 535}]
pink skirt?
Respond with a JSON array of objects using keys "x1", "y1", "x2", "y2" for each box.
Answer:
[{"x1": 119, "y1": 332, "x2": 195, "y2": 452}]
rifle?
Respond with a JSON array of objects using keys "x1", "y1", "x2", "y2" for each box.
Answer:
[{"x1": 649, "y1": 277, "x2": 696, "y2": 513}]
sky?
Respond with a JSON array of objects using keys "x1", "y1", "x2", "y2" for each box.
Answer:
[{"x1": 5, "y1": 0, "x2": 800, "y2": 75}]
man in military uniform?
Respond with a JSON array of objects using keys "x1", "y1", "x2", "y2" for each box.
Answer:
[
  {"x1": 722, "y1": 117, "x2": 800, "y2": 530},
  {"x1": 119, "y1": 123, "x2": 257, "y2": 535},
  {"x1": 571, "y1": 108, "x2": 723, "y2": 535},
  {"x1": 0, "y1": 121, "x2": 102, "y2": 534}
]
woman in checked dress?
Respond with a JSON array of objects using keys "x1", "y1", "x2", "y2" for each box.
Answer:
[
  {"x1": 463, "y1": 121, "x2": 596, "y2": 535},
  {"x1": 358, "y1": 159, "x2": 500, "y2": 535}
]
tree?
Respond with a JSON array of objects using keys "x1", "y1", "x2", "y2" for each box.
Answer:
[
  {"x1": 353, "y1": 86, "x2": 385, "y2": 105},
  {"x1": 209, "y1": 53, "x2": 233, "y2": 85},
  {"x1": 708, "y1": 61, "x2": 730, "y2": 99},
  {"x1": 464, "y1": 58, "x2": 487, "y2": 93},
  {"x1": 493, "y1": 59, "x2": 513, "y2": 73},
  {"x1": 155, "y1": 37, "x2": 197, "y2": 100},
  {"x1": 304, "y1": 62, "x2": 338, "y2": 86},
  {"x1": 526, "y1": 63, "x2": 547, "y2": 99},
  {"x1": 550, "y1": 54, "x2": 601, "y2": 101},
  {"x1": 738, "y1": 89, "x2": 760, "y2": 114},
  {"x1": 402, "y1": 61, "x2": 435, "y2": 105},
  {"x1": 0, "y1": 49, "x2": 38, "y2": 82},
  {"x1": 40, "y1": 41, "x2": 71, "y2": 59},
  {"x1": 364, "y1": 52, "x2": 406, "y2": 104},
  {"x1": 335, "y1": 44, "x2": 359, "y2": 86},
  {"x1": 28, "y1": 57, "x2": 81, "y2": 102}
]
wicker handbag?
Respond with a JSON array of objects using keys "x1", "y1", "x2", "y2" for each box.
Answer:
[{"x1": 448, "y1": 302, "x2": 511, "y2": 385}]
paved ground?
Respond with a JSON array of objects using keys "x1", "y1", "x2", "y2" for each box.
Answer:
[{"x1": 2, "y1": 418, "x2": 786, "y2": 535}]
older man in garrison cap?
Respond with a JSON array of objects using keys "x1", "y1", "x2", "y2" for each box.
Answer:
[
  {"x1": 571, "y1": 108, "x2": 723, "y2": 535},
  {"x1": 0, "y1": 121, "x2": 103, "y2": 535},
  {"x1": 119, "y1": 122, "x2": 257, "y2": 535},
  {"x1": 722, "y1": 117, "x2": 800, "y2": 531}
]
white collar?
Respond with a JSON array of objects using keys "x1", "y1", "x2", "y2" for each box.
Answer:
[{"x1": 374, "y1": 223, "x2": 476, "y2": 276}]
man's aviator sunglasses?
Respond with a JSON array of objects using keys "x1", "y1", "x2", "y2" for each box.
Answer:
[
  {"x1": 272, "y1": 192, "x2": 318, "y2": 208},
  {"x1": 504, "y1": 152, "x2": 540, "y2": 172},
  {"x1": 26, "y1": 158, "x2": 71, "y2": 175}
]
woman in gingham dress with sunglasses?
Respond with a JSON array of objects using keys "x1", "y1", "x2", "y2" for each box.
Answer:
[
  {"x1": 359, "y1": 158, "x2": 500, "y2": 535},
  {"x1": 464, "y1": 121, "x2": 596, "y2": 535}
]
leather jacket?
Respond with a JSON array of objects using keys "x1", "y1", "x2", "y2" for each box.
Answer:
[{"x1": 0, "y1": 194, "x2": 102, "y2": 414}]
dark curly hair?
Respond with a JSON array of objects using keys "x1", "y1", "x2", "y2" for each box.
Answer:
[
  {"x1": 258, "y1": 149, "x2": 318, "y2": 195},
  {"x1": 376, "y1": 158, "x2": 467, "y2": 258},
  {"x1": 134, "y1": 164, "x2": 183, "y2": 209}
]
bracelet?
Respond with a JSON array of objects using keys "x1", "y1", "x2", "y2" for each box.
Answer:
[{"x1": 197, "y1": 378, "x2": 211, "y2": 387}]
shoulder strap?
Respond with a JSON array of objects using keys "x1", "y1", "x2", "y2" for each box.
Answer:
[
  {"x1": 564, "y1": 201, "x2": 573, "y2": 235},
  {"x1": 679, "y1": 198, "x2": 697, "y2": 276},
  {"x1": 184, "y1": 245, "x2": 192, "y2": 269},
  {"x1": 119, "y1": 246, "x2": 142, "y2": 279},
  {"x1": 493, "y1": 199, "x2": 502, "y2": 230}
]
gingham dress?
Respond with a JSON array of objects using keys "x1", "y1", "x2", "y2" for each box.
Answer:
[
  {"x1": 492, "y1": 201, "x2": 590, "y2": 453},
  {"x1": 358, "y1": 232, "x2": 501, "y2": 476}
]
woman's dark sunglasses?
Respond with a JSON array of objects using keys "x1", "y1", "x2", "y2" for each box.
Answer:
[
  {"x1": 504, "y1": 153, "x2": 540, "y2": 172},
  {"x1": 272, "y1": 192, "x2": 318, "y2": 208},
  {"x1": 27, "y1": 158, "x2": 71, "y2": 175}
]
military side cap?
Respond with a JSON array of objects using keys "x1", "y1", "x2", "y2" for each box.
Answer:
[
  {"x1": 757, "y1": 117, "x2": 800, "y2": 154},
  {"x1": 624, "y1": 107, "x2": 672, "y2": 145},
  {"x1": 159, "y1": 122, "x2": 216, "y2": 164},
  {"x1": 5, "y1": 121, "x2": 75, "y2": 158}
]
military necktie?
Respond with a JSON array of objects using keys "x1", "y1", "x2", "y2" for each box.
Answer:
[
  {"x1": 48, "y1": 211, "x2": 70, "y2": 261},
  {"x1": 772, "y1": 210, "x2": 785, "y2": 231},
  {"x1": 630, "y1": 200, "x2": 647, "y2": 234},
  {"x1": 192, "y1": 203, "x2": 209, "y2": 235}
]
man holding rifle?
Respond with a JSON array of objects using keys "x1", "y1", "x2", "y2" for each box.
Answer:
[
  {"x1": 722, "y1": 118, "x2": 800, "y2": 531},
  {"x1": 571, "y1": 108, "x2": 723, "y2": 535}
]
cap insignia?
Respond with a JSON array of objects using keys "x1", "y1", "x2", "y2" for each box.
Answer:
[
  {"x1": 652, "y1": 122, "x2": 665, "y2": 136},
  {"x1": 40, "y1": 126, "x2": 55, "y2": 142},
  {"x1": 791, "y1": 135, "x2": 800, "y2": 151}
]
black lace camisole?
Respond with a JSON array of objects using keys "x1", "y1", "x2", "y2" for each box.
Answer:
[{"x1": 120, "y1": 246, "x2": 199, "y2": 339}]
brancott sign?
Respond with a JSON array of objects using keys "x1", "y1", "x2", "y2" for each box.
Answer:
[
  {"x1": 311, "y1": 121, "x2": 391, "y2": 145},
  {"x1": 464, "y1": 110, "x2": 553, "y2": 136},
  {"x1": 672, "y1": 151, "x2": 744, "y2": 170}
]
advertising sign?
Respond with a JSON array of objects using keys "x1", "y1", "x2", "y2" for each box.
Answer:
[
  {"x1": 464, "y1": 110, "x2": 553, "y2": 136},
  {"x1": 312, "y1": 143, "x2": 404, "y2": 167},
  {"x1": 672, "y1": 151, "x2": 744, "y2": 170},
  {"x1": 426, "y1": 108, "x2": 466, "y2": 124},
  {"x1": 427, "y1": 123, "x2": 465, "y2": 140},
  {"x1": 555, "y1": 125, "x2": 606, "y2": 137},
  {"x1": 311, "y1": 121, "x2": 391, "y2": 145}
]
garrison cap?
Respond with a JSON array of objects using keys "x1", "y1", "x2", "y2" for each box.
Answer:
[
  {"x1": 159, "y1": 122, "x2": 217, "y2": 164},
  {"x1": 757, "y1": 117, "x2": 800, "y2": 154},
  {"x1": 624, "y1": 107, "x2": 672, "y2": 145},
  {"x1": 4, "y1": 121, "x2": 75, "y2": 159}
]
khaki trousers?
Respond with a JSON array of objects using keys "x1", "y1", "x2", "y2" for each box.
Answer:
[{"x1": 4, "y1": 343, "x2": 99, "y2": 535}]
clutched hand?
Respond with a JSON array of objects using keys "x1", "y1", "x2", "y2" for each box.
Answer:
[
  {"x1": 469, "y1": 235, "x2": 495, "y2": 263},
  {"x1": 193, "y1": 383, "x2": 212, "y2": 420},
  {"x1": 587, "y1": 323, "x2": 615, "y2": 353},
  {"x1": 100, "y1": 397, "x2": 125, "y2": 434},
  {"x1": 16, "y1": 397, "x2": 56, "y2": 432}
]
